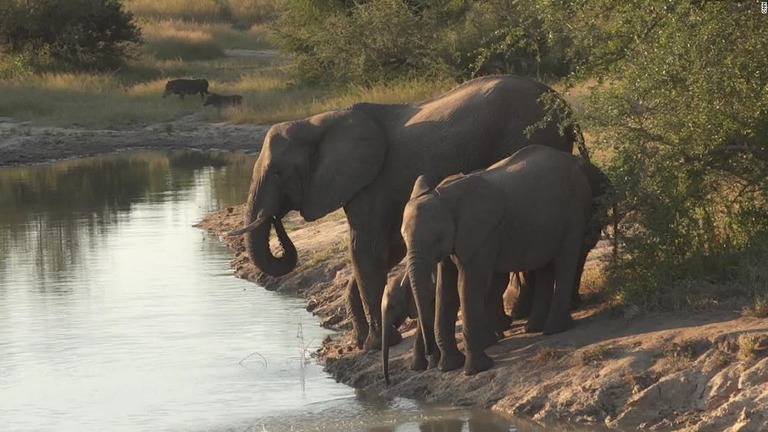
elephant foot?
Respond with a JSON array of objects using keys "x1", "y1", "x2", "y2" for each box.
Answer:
[
  {"x1": 427, "y1": 353, "x2": 441, "y2": 370},
  {"x1": 570, "y1": 292, "x2": 582, "y2": 311},
  {"x1": 511, "y1": 300, "x2": 532, "y2": 320},
  {"x1": 353, "y1": 323, "x2": 369, "y2": 349},
  {"x1": 524, "y1": 318, "x2": 545, "y2": 334},
  {"x1": 438, "y1": 351, "x2": 465, "y2": 372},
  {"x1": 543, "y1": 315, "x2": 575, "y2": 336},
  {"x1": 362, "y1": 326, "x2": 402, "y2": 351},
  {"x1": 410, "y1": 353, "x2": 428, "y2": 371},
  {"x1": 464, "y1": 352, "x2": 494, "y2": 376}
]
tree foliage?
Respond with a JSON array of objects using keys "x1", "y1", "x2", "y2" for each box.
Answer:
[
  {"x1": 0, "y1": 0, "x2": 141, "y2": 72},
  {"x1": 275, "y1": 0, "x2": 768, "y2": 304},
  {"x1": 273, "y1": 0, "x2": 569, "y2": 83}
]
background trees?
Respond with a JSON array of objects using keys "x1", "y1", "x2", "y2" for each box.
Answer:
[{"x1": 0, "y1": 0, "x2": 141, "y2": 72}]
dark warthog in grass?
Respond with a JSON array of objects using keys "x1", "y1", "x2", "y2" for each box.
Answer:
[
  {"x1": 203, "y1": 93, "x2": 244, "y2": 109},
  {"x1": 163, "y1": 79, "x2": 209, "y2": 100}
]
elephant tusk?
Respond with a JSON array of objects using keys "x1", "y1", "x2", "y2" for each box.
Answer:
[{"x1": 225, "y1": 213, "x2": 270, "y2": 237}]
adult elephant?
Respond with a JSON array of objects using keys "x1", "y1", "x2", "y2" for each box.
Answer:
[
  {"x1": 228, "y1": 75, "x2": 587, "y2": 350},
  {"x1": 401, "y1": 146, "x2": 595, "y2": 375}
]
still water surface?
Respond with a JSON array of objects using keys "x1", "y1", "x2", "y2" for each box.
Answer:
[{"x1": 0, "y1": 151, "x2": 524, "y2": 431}]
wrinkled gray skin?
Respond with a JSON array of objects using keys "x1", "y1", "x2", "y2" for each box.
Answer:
[
  {"x1": 402, "y1": 146, "x2": 593, "y2": 375},
  {"x1": 381, "y1": 269, "x2": 510, "y2": 384},
  {"x1": 510, "y1": 161, "x2": 615, "y2": 319},
  {"x1": 230, "y1": 75, "x2": 585, "y2": 352}
]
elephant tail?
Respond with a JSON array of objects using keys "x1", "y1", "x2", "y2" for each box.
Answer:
[{"x1": 568, "y1": 122, "x2": 591, "y2": 163}]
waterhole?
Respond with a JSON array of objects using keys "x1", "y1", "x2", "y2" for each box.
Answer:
[{"x1": 0, "y1": 150, "x2": 530, "y2": 431}]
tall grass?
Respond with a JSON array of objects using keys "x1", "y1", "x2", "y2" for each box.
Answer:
[
  {"x1": 125, "y1": 0, "x2": 283, "y2": 27},
  {"x1": 0, "y1": 2, "x2": 449, "y2": 128}
]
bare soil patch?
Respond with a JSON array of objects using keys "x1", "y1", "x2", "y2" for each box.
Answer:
[{"x1": 198, "y1": 204, "x2": 768, "y2": 432}]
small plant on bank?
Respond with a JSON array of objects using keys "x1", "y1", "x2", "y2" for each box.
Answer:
[
  {"x1": 661, "y1": 339, "x2": 711, "y2": 371},
  {"x1": 580, "y1": 345, "x2": 615, "y2": 366},
  {"x1": 533, "y1": 347, "x2": 565, "y2": 365},
  {"x1": 742, "y1": 295, "x2": 768, "y2": 318},
  {"x1": 737, "y1": 334, "x2": 760, "y2": 361}
]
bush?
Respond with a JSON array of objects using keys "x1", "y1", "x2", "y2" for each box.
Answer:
[
  {"x1": 573, "y1": 1, "x2": 768, "y2": 306},
  {"x1": 0, "y1": 0, "x2": 141, "y2": 72},
  {"x1": 273, "y1": 0, "x2": 572, "y2": 84}
]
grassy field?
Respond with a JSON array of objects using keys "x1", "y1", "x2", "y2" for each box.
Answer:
[{"x1": 0, "y1": 1, "x2": 450, "y2": 129}]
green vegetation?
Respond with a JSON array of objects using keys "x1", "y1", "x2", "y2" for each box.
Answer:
[
  {"x1": 1, "y1": 0, "x2": 765, "y2": 309},
  {"x1": 0, "y1": 0, "x2": 140, "y2": 72}
]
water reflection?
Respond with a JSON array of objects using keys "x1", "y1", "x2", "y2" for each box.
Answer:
[
  {"x1": 0, "y1": 151, "x2": 523, "y2": 432},
  {"x1": 0, "y1": 150, "x2": 256, "y2": 291}
]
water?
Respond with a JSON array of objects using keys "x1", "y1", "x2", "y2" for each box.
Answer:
[{"x1": 0, "y1": 151, "x2": 522, "y2": 432}]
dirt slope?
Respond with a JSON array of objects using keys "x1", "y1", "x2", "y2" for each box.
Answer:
[{"x1": 197, "y1": 204, "x2": 768, "y2": 432}]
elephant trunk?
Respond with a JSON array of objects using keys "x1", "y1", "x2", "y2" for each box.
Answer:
[
  {"x1": 243, "y1": 175, "x2": 298, "y2": 278},
  {"x1": 406, "y1": 252, "x2": 436, "y2": 357},
  {"x1": 382, "y1": 300, "x2": 393, "y2": 385}
]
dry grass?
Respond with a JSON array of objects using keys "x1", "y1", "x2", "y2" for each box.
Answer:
[
  {"x1": 580, "y1": 345, "x2": 614, "y2": 366},
  {"x1": 737, "y1": 334, "x2": 759, "y2": 361},
  {"x1": 533, "y1": 347, "x2": 565, "y2": 365},
  {"x1": 125, "y1": 0, "x2": 282, "y2": 26}
]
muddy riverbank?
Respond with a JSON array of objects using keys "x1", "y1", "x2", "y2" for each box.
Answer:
[{"x1": 198, "y1": 204, "x2": 768, "y2": 432}]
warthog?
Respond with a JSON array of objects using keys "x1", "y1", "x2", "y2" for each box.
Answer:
[
  {"x1": 203, "y1": 93, "x2": 244, "y2": 109},
  {"x1": 163, "y1": 79, "x2": 209, "y2": 100}
]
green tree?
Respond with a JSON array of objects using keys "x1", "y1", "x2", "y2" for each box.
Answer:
[
  {"x1": 567, "y1": 1, "x2": 768, "y2": 305},
  {"x1": 0, "y1": 0, "x2": 141, "y2": 71}
]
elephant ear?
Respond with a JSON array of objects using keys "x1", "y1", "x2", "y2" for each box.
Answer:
[
  {"x1": 302, "y1": 110, "x2": 387, "y2": 220},
  {"x1": 409, "y1": 174, "x2": 443, "y2": 199},
  {"x1": 450, "y1": 176, "x2": 506, "y2": 263}
]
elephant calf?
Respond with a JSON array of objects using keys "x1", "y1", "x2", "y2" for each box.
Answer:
[{"x1": 401, "y1": 145, "x2": 594, "y2": 375}]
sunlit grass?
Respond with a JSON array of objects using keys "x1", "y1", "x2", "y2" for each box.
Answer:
[
  {"x1": 0, "y1": 5, "x2": 450, "y2": 129},
  {"x1": 124, "y1": 0, "x2": 282, "y2": 26},
  {"x1": 225, "y1": 78, "x2": 453, "y2": 124}
]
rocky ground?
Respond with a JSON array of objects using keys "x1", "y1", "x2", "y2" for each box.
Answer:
[{"x1": 197, "y1": 204, "x2": 768, "y2": 432}]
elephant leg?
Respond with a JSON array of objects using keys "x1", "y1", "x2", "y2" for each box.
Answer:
[
  {"x1": 457, "y1": 263, "x2": 494, "y2": 376},
  {"x1": 510, "y1": 271, "x2": 536, "y2": 319},
  {"x1": 570, "y1": 248, "x2": 589, "y2": 311},
  {"x1": 486, "y1": 272, "x2": 511, "y2": 343},
  {"x1": 410, "y1": 320, "x2": 429, "y2": 371},
  {"x1": 525, "y1": 264, "x2": 554, "y2": 333},
  {"x1": 350, "y1": 226, "x2": 402, "y2": 351},
  {"x1": 543, "y1": 246, "x2": 580, "y2": 335},
  {"x1": 436, "y1": 258, "x2": 463, "y2": 372},
  {"x1": 345, "y1": 277, "x2": 368, "y2": 348}
]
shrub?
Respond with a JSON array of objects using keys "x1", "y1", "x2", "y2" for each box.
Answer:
[
  {"x1": 273, "y1": 0, "x2": 572, "y2": 84},
  {"x1": 574, "y1": 1, "x2": 768, "y2": 306},
  {"x1": 0, "y1": 0, "x2": 141, "y2": 72}
]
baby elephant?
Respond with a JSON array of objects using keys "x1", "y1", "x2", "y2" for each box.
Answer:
[
  {"x1": 203, "y1": 93, "x2": 244, "y2": 109},
  {"x1": 401, "y1": 145, "x2": 594, "y2": 375}
]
